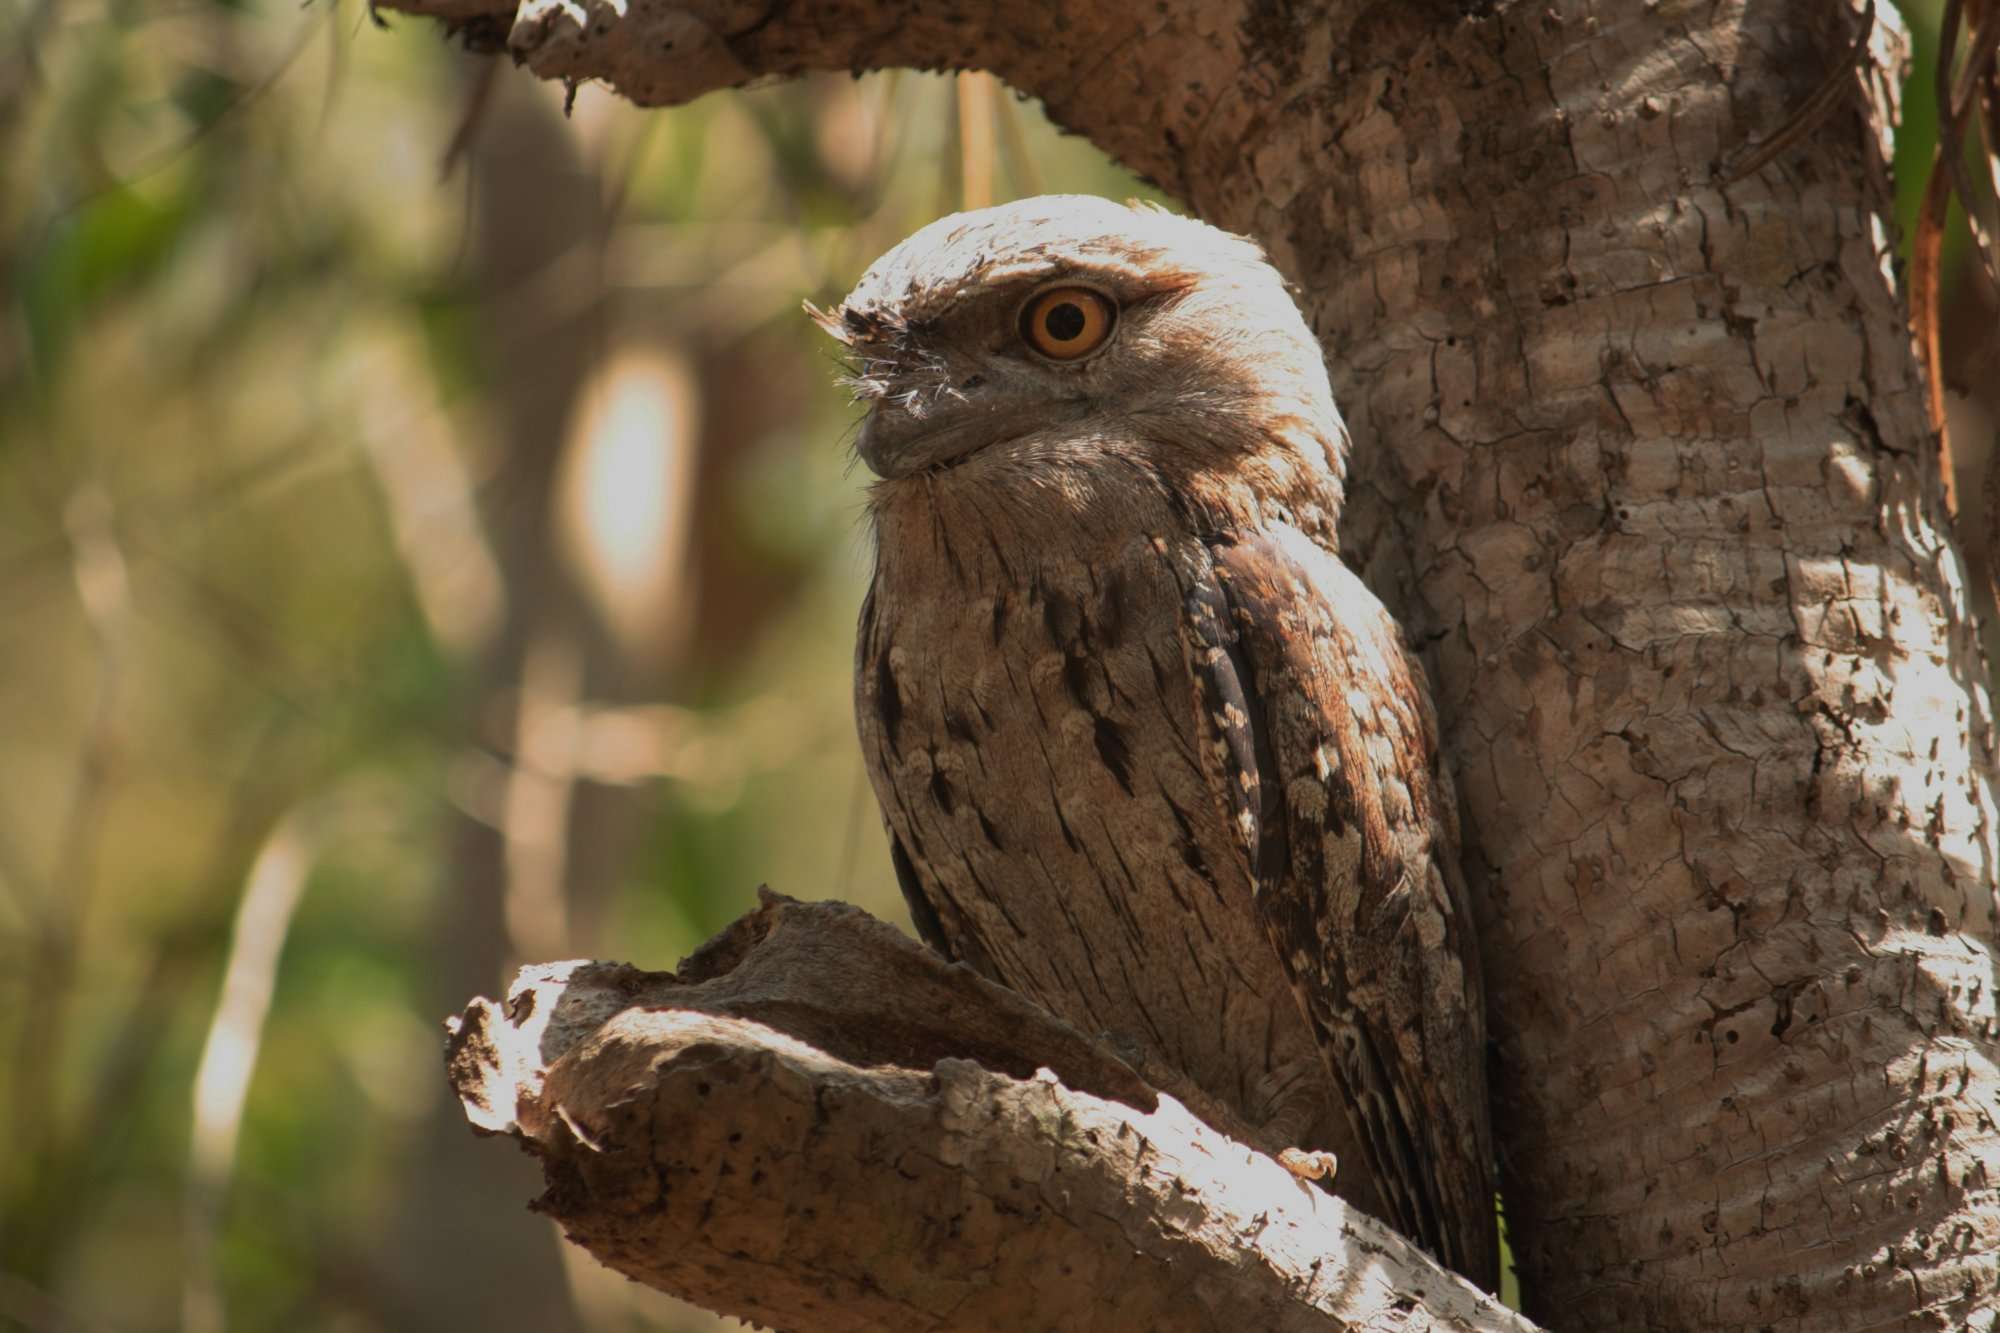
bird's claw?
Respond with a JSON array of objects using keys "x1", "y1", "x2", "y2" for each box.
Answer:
[{"x1": 1278, "y1": 1147, "x2": 1338, "y2": 1182}]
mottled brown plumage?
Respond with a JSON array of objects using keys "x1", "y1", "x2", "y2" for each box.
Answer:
[{"x1": 815, "y1": 196, "x2": 1497, "y2": 1288}]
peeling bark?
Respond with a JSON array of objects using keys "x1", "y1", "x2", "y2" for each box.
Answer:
[
  {"x1": 380, "y1": 0, "x2": 2000, "y2": 1328},
  {"x1": 447, "y1": 893, "x2": 1534, "y2": 1332}
]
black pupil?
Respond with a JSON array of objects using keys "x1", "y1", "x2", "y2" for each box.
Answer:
[{"x1": 1044, "y1": 301, "x2": 1087, "y2": 341}]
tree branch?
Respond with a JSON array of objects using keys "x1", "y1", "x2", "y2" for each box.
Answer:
[
  {"x1": 377, "y1": 0, "x2": 1242, "y2": 203},
  {"x1": 446, "y1": 892, "x2": 1534, "y2": 1333}
]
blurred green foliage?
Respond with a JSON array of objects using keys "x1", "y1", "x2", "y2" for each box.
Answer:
[
  {"x1": 0, "y1": 0, "x2": 1152, "y2": 1327},
  {"x1": 0, "y1": 1, "x2": 1981, "y2": 1329}
]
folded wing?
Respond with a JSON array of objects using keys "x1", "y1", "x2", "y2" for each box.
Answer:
[{"x1": 1178, "y1": 523, "x2": 1498, "y2": 1289}]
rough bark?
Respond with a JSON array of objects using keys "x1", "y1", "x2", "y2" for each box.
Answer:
[
  {"x1": 375, "y1": 0, "x2": 2000, "y2": 1328},
  {"x1": 447, "y1": 892, "x2": 1533, "y2": 1332}
]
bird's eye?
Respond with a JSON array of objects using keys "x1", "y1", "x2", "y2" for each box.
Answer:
[{"x1": 1020, "y1": 287, "x2": 1116, "y2": 361}]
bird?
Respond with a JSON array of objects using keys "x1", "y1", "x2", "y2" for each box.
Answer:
[{"x1": 811, "y1": 194, "x2": 1498, "y2": 1289}]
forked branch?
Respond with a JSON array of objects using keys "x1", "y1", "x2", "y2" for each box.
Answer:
[{"x1": 445, "y1": 892, "x2": 1533, "y2": 1332}]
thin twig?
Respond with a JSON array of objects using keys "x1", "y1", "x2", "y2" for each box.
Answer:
[
  {"x1": 439, "y1": 56, "x2": 502, "y2": 182},
  {"x1": 1913, "y1": 153, "x2": 1957, "y2": 509},
  {"x1": 1722, "y1": 0, "x2": 1875, "y2": 187},
  {"x1": 1915, "y1": 0, "x2": 2000, "y2": 512},
  {"x1": 500, "y1": 630, "x2": 580, "y2": 961},
  {"x1": 183, "y1": 809, "x2": 320, "y2": 1333},
  {"x1": 26, "y1": 11, "x2": 323, "y2": 234},
  {"x1": 11, "y1": 489, "x2": 131, "y2": 1201},
  {"x1": 957, "y1": 71, "x2": 997, "y2": 210},
  {"x1": 1942, "y1": 0, "x2": 2000, "y2": 279},
  {"x1": 993, "y1": 83, "x2": 1043, "y2": 199}
]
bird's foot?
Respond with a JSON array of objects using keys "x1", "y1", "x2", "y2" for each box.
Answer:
[{"x1": 1277, "y1": 1147, "x2": 1338, "y2": 1182}]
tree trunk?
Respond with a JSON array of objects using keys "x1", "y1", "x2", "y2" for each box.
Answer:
[{"x1": 373, "y1": 0, "x2": 2000, "y2": 1328}]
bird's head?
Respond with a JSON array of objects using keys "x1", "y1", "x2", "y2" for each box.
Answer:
[{"x1": 811, "y1": 195, "x2": 1349, "y2": 542}]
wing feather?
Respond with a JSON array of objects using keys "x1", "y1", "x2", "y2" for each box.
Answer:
[{"x1": 1179, "y1": 524, "x2": 1498, "y2": 1289}]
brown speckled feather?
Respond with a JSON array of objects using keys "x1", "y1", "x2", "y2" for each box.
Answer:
[{"x1": 1182, "y1": 525, "x2": 1496, "y2": 1287}]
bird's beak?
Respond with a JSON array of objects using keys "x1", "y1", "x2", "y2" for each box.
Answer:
[
  {"x1": 855, "y1": 399, "x2": 1005, "y2": 479},
  {"x1": 855, "y1": 394, "x2": 1099, "y2": 480}
]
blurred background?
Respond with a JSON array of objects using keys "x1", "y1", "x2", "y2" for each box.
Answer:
[{"x1": 0, "y1": 2, "x2": 1993, "y2": 1329}]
